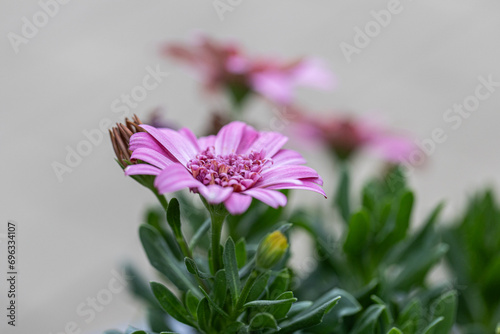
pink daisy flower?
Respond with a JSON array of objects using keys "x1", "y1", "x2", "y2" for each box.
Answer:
[
  {"x1": 291, "y1": 110, "x2": 416, "y2": 163},
  {"x1": 164, "y1": 35, "x2": 334, "y2": 105},
  {"x1": 125, "y1": 121, "x2": 326, "y2": 215}
]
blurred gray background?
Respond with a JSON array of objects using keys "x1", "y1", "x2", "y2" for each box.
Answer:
[{"x1": 2, "y1": 0, "x2": 500, "y2": 333}]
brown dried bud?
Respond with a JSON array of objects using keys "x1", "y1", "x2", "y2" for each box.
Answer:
[{"x1": 109, "y1": 115, "x2": 145, "y2": 167}]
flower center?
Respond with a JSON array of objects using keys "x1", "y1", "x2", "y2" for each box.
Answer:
[{"x1": 187, "y1": 148, "x2": 272, "y2": 192}]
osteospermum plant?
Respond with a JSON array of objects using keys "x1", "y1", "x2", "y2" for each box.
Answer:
[{"x1": 108, "y1": 117, "x2": 345, "y2": 333}]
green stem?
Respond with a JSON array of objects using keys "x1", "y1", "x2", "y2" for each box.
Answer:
[
  {"x1": 210, "y1": 210, "x2": 226, "y2": 273},
  {"x1": 234, "y1": 270, "x2": 259, "y2": 315}
]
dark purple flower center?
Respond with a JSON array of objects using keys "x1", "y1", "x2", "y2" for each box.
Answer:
[{"x1": 187, "y1": 148, "x2": 272, "y2": 192}]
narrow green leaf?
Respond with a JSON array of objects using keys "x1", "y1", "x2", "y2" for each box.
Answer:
[
  {"x1": 244, "y1": 297, "x2": 297, "y2": 309},
  {"x1": 249, "y1": 312, "x2": 278, "y2": 330},
  {"x1": 213, "y1": 269, "x2": 227, "y2": 306},
  {"x1": 387, "y1": 327, "x2": 403, "y2": 334},
  {"x1": 344, "y1": 210, "x2": 370, "y2": 256},
  {"x1": 269, "y1": 268, "x2": 290, "y2": 300},
  {"x1": 196, "y1": 298, "x2": 211, "y2": 332},
  {"x1": 421, "y1": 317, "x2": 444, "y2": 334},
  {"x1": 139, "y1": 225, "x2": 200, "y2": 297},
  {"x1": 184, "y1": 257, "x2": 212, "y2": 280},
  {"x1": 269, "y1": 291, "x2": 295, "y2": 320},
  {"x1": 223, "y1": 237, "x2": 241, "y2": 306},
  {"x1": 150, "y1": 282, "x2": 194, "y2": 326},
  {"x1": 235, "y1": 238, "x2": 247, "y2": 268},
  {"x1": 184, "y1": 289, "x2": 199, "y2": 318},
  {"x1": 286, "y1": 301, "x2": 313, "y2": 318},
  {"x1": 277, "y1": 296, "x2": 341, "y2": 333},
  {"x1": 199, "y1": 285, "x2": 230, "y2": 318},
  {"x1": 427, "y1": 291, "x2": 457, "y2": 334},
  {"x1": 166, "y1": 198, "x2": 182, "y2": 234},
  {"x1": 351, "y1": 304, "x2": 385, "y2": 334},
  {"x1": 246, "y1": 272, "x2": 270, "y2": 303}
]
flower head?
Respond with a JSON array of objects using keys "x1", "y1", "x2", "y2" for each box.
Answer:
[
  {"x1": 256, "y1": 231, "x2": 289, "y2": 269},
  {"x1": 125, "y1": 121, "x2": 325, "y2": 215},
  {"x1": 292, "y1": 111, "x2": 416, "y2": 163},
  {"x1": 164, "y1": 35, "x2": 334, "y2": 106}
]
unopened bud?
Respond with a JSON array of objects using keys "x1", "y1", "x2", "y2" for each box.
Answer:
[{"x1": 256, "y1": 231, "x2": 288, "y2": 269}]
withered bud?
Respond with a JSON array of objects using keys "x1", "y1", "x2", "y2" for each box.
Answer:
[{"x1": 109, "y1": 115, "x2": 145, "y2": 167}]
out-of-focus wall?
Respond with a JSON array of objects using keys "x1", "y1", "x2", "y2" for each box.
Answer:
[{"x1": 2, "y1": 0, "x2": 500, "y2": 332}]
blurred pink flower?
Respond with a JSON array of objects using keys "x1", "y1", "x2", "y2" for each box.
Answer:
[
  {"x1": 292, "y1": 111, "x2": 416, "y2": 163},
  {"x1": 164, "y1": 36, "x2": 334, "y2": 105},
  {"x1": 125, "y1": 121, "x2": 325, "y2": 215}
]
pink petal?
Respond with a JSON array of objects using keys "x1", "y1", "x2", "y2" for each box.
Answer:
[
  {"x1": 214, "y1": 121, "x2": 247, "y2": 155},
  {"x1": 251, "y1": 71, "x2": 292, "y2": 104},
  {"x1": 198, "y1": 184, "x2": 233, "y2": 204},
  {"x1": 129, "y1": 132, "x2": 167, "y2": 153},
  {"x1": 367, "y1": 135, "x2": 416, "y2": 163},
  {"x1": 258, "y1": 165, "x2": 321, "y2": 187},
  {"x1": 125, "y1": 164, "x2": 162, "y2": 176},
  {"x1": 178, "y1": 127, "x2": 201, "y2": 152},
  {"x1": 290, "y1": 59, "x2": 336, "y2": 90},
  {"x1": 243, "y1": 188, "x2": 287, "y2": 208},
  {"x1": 265, "y1": 180, "x2": 327, "y2": 197},
  {"x1": 235, "y1": 125, "x2": 259, "y2": 154},
  {"x1": 271, "y1": 149, "x2": 307, "y2": 166},
  {"x1": 130, "y1": 147, "x2": 176, "y2": 169},
  {"x1": 197, "y1": 135, "x2": 216, "y2": 150},
  {"x1": 140, "y1": 125, "x2": 198, "y2": 166},
  {"x1": 154, "y1": 164, "x2": 203, "y2": 194},
  {"x1": 224, "y1": 192, "x2": 253, "y2": 215},
  {"x1": 247, "y1": 132, "x2": 288, "y2": 158}
]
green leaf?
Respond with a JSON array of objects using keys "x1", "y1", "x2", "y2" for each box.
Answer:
[
  {"x1": 166, "y1": 198, "x2": 182, "y2": 235},
  {"x1": 225, "y1": 322, "x2": 247, "y2": 333},
  {"x1": 213, "y1": 269, "x2": 227, "y2": 306},
  {"x1": 427, "y1": 291, "x2": 457, "y2": 334},
  {"x1": 277, "y1": 295, "x2": 341, "y2": 333},
  {"x1": 344, "y1": 210, "x2": 370, "y2": 256},
  {"x1": 184, "y1": 257, "x2": 212, "y2": 280},
  {"x1": 421, "y1": 317, "x2": 444, "y2": 334},
  {"x1": 244, "y1": 297, "x2": 297, "y2": 309},
  {"x1": 269, "y1": 268, "x2": 291, "y2": 300},
  {"x1": 246, "y1": 272, "x2": 270, "y2": 303},
  {"x1": 196, "y1": 298, "x2": 211, "y2": 332},
  {"x1": 287, "y1": 301, "x2": 313, "y2": 318},
  {"x1": 269, "y1": 291, "x2": 296, "y2": 320},
  {"x1": 391, "y1": 191, "x2": 414, "y2": 243},
  {"x1": 249, "y1": 312, "x2": 278, "y2": 330},
  {"x1": 139, "y1": 225, "x2": 200, "y2": 297},
  {"x1": 235, "y1": 238, "x2": 247, "y2": 268},
  {"x1": 150, "y1": 281, "x2": 194, "y2": 326},
  {"x1": 387, "y1": 327, "x2": 403, "y2": 334},
  {"x1": 223, "y1": 237, "x2": 241, "y2": 307},
  {"x1": 351, "y1": 304, "x2": 386, "y2": 334},
  {"x1": 335, "y1": 163, "x2": 351, "y2": 223},
  {"x1": 199, "y1": 285, "x2": 230, "y2": 318},
  {"x1": 184, "y1": 289, "x2": 200, "y2": 318}
]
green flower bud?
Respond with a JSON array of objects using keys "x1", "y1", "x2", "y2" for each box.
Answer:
[{"x1": 256, "y1": 231, "x2": 288, "y2": 269}]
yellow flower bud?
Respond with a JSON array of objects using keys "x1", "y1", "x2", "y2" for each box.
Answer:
[{"x1": 256, "y1": 231, "x2": 288, "y2": 269}]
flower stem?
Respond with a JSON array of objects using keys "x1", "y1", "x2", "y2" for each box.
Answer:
[{"x1": 210, "y1": 210, "x2": 226, "y2": 273}]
